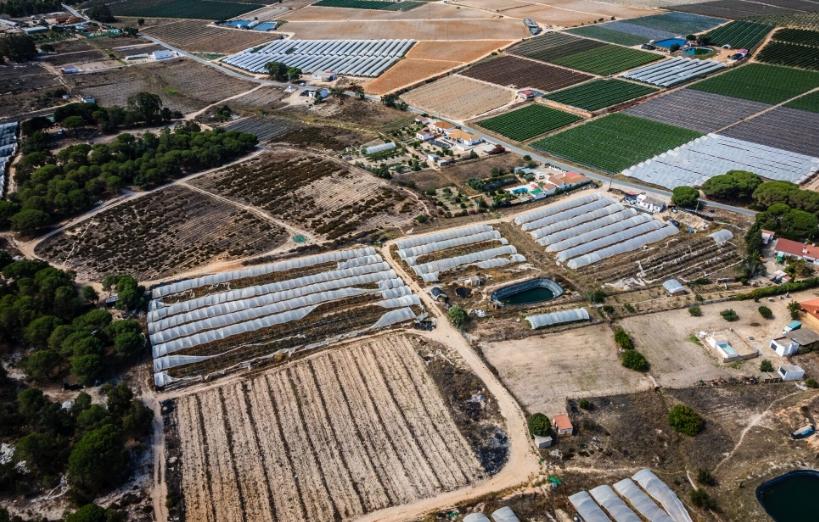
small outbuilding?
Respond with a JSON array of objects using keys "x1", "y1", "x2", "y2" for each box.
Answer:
[
  {"x1": 534, "y1": 435, "x2": 553, "y2": 449},
  {"x1": 770, "y1": 328, "x2": 819, "y2": 357},
  {"x1": 778, "y1": 364, "x2": 805, "y2": 381},
  {"x1": 553, "y1": 413, "x2": 573, "y2": 436},
  {"x1": 429, "y1": 287, "x2": 448, "y2": 302}
]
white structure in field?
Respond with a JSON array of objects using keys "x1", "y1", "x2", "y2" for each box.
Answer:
[
  {"x1": 778, "y1": 364, "x2": 805, "y2": 381},
  {"x1": 624, "y1": 57, "x2": 724, "y2": 87},
  {"x1": 623, "y1": 134, "x2": 819, "y2": 189},
  {"x1": 514, "y1": 193, "x2": 678, "y2": 269},
  {"x1": 223, "y1": 39, "x2": 415, "y2": 77}
]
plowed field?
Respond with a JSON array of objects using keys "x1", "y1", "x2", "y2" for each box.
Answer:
[
  {"x1": 462, "y1": 55, "x2": 591, "y2": 91},
  {"x1": 401, "y1": 74, "x2": 515, "y2": 120}
]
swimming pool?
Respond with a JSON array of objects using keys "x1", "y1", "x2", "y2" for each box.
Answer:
[{"x1": 654, "y1": 38, "x2": 687, "y2": 49}]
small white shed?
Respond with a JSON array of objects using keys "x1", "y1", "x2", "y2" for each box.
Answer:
[{"x1": 778, "y1": 364, "x2": 805, "y2": 381}]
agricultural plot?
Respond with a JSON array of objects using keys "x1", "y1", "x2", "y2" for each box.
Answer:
[
  {"x1": 513, "y1": 193, "x2": 678, "y2": 269},
  {"x1": 401, "y1": 75, "x2": 515, "y2": 121},
  {"x1": 533, "y1": 113, "x2": 701, "y2": 173},
  {"x1": 703, "y1": 20, "x2": 772, "y2": 49},
  {"x1": 0, "y1": 63, "x2": 62, "y2": 119},
  {"x1": 509, "y1": 32, "x2": 605, "y2": 63},
  {"x1": 592, "y1": 20, "x2": 676, "y2": 41},
  {"x1": 757, "y1": 41, "x2": 819, "y2": 71},
  {"x1": 544, "y1": 79, "x2": 657, "y2": 112},
  {"x1": 395, "y1": 224, "x2": 525, "y2": 283},
  {"x1": 673, "y1": 0, "x2": 807, "y2": 19},
  {"x1": 169, "y1": 334, "x2": 485, "y2": 520},
  {"x1": 720, "y1": 107, "x2": 819, "y2": 157},
  {"x1": 224, "y1": 39, "x2": 414, "y2": 77},
  {"x1": 462, "y1": 56, "x2": 591, "y2": 91},
  {"x1": 191, "y1": 148, "x2": 422, "y2": 241},
  {"x1": 36, "y1": 186, "x2": 287, "y2": 282},
  {"x1": 363, "y1": 58, "x2": 462, "y2": 95},
  {"x1": 109, "y1": 0, "x2": 263, "y2": 19},
  {"x1": 313, "y1": 0, "x2": 422, "y2": 9},
  {"x1": 278, "y1": 19, "x2": 528, "y2": 40},
  {"x1": 567, "y1": 25, "x2": 648, "y2": 46},
  {"x1": 623, "y1": 134, "x2": 819, "y2": 188},
  {"x1": 223, "y1": 117, "x2": 293, "y2": 142},
  {"x1": 623, "y1": 57, "x2": 724, "y2": 87},
  {"x1": 549, "y1": 44, "x2": 662, "y2": 76},
  {"x1": 477, "y1": 104, "x2": 581, "y2": 141},
  {"x1": 149, "y1": 249, "x2": 424, "y2": 385},
  {"x1": 690, "y1": 63, "x2": 819, "y2": 104},
  {"x1": 786, "y1": 90, "x2": 819, "y2": 113},
  {"x1": 624, "y1": 11, "x2": 726, "y2": 34},
  {"x1": 772, "y1": 28, "x2": 819, "y2": 46},
  {"x1": 624, "y1": 89, "x2": 770, "y2": 133},
  {"x1": 230, "y1": 86, "x2": 289, "y2": 109},
  {"x1": 142, "y1": 20, "x2": 279, "y2": 54}
]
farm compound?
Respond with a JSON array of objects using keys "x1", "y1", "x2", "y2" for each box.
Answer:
[
  {"x1": 513, "y1": 193, "x2": 678, "y2": 269},
  {"x1": 149, "y1": 247, "x2": 423, "y2": 387},
  {"x1": 168, "y1": 334, "x2": 485, "y2": 521},
  {"x1": 223, "y1": 39, "x2": 415, "y2": 77},
  {"x1": 623, "y1": 57, "x2": 725, "y2": 87},
  {"x1": 395, "y1": 224, "x2": 525, "y2": 283},
  {"x1": 623, "y1": 134, "x2": 819, "y2": 189}
]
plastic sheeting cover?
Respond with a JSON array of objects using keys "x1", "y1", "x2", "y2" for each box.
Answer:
[
  {"x1": 709, "y1": 229, "x2": 733, "y2": 245},
  {"x1": 569, "y1": 491, "x2": 612, "y2": 522},
  {"x1": 526, "y1": 308, "x2": 589, "y2": 329},
  {"x1": 463, "y1": 514, "x2": 491, "y2": 522},
  {"x1": 491, "y1": 506, "x2": 520, "y2": 522},
  {"x1": 632, "y1": 469, "x2": 693, "y2": 522},
  {"x1": 514, "y1": 193, "x2": 602, "y2": 225},
  {"x1": 612, "y1": 478, "x2": 673, "y2": 522},
  {"x1": 589, "y1": 485, "x2": 641, "y2": 522}
]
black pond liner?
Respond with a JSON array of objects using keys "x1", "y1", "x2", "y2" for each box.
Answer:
[{"x1": 756, "y1": 468, "x2": 819, "y2": 522}]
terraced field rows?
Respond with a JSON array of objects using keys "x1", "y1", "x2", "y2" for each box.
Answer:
[{"x1": 174, "y1": 336, "x2": 483, "y2": 521}]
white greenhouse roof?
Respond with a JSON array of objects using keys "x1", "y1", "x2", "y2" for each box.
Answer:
[
  {"x1": 526, "y1": 308, "x2": 589, "y2": 329},
  {"x1": 590, "y1": 485, "x2": 641, "y2": 522},
  {"x1": 624, "y1": 57, "x2": 724, "y2": 87},
  {"x1": 632, "y1": 469, "x2": 693, "y2": 522},
  {"x1": 612, "y1": 478, "x2": 673, "y2": 522},
  {"x1": 709, "y1": 229, "x2": 733, "y2": 245},
  {"x1": 569, "y1": 491, "x2": 612, "y2": 522}
]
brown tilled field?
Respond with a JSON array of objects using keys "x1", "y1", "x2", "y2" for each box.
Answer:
[
  {"x1": 461, "y1": 55, "x2": 593, "y2": 91},
  {"x1": 280, "y1": 19, "x2": 529, "y2": 40},
  {"x1": 281, "y1": 2, "x2": 497, "y2": 21},
  {"x1": 36, "y1": 185, "x2": 287, "y2": 282},
  {"x1": 190, "y1": 147, "x2": 423, "y2": 241},
  {"x1": 170, "y1": 335, "x2": 485, "y2": 521},
  {"x1": 142, "y1": 20, "x2": 279, "y2": 53},
  {"x1": 406, "y1": 40, "x2": 514, "y2": 63},
  {"x1": 66, "y1": 58, "x2": 256, "y2": 113},
  {"x1": 401, "y1": 74, "x2": 515, "y2": 120}
]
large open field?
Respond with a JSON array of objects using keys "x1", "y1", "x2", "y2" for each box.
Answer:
[
  {"x1": 401, "y1": 75, "x2": 515, "y2": 120},
  {"x1": 190, "y1": 147, "x2": 423, "y2": 241},
  {"x1": 544, "y1": 79, "x2": 657, "y2": 111},
  {"x1": 720, "y1": 106, "x2": 819, "y2": 157},
  {"x1": 477, "y1": 104, "x2": 581, "y2": 141},
  {"x1": 786, "y1": 90, "x2": 819, "y2": 112},
  {"x1": 704, "y1": 20, "x2": 773, "y2": 49},
  {"x1": 533, "y1": 113, "x2": 701, "y2": 173},
  {"x1": 279, "y1": 19, "x2": 529, "y2": 40},
  {"x1": 461, "y1": 55, "x2": 592, "y2": 92},
  {"x1": 36, "y1": 185, "x2": 287, "y2": 282},
  {"x1": 690, "y1": 63, "x2": 819, "y2": 104},
  {"x1": 757, "y1": 28, "x2": 819, "y2": 71},
  {"x1": 450, "y1": 0, "x2": 654, "y2": 26},
  {"x1": 109, "y1": 0, "x2": 264, "y2": 19},
  {"x1": 0, "y1": 63, "x2": 63, "y2": 119},
  {"x1": 142, "y1": 20, "x2": 279, "y2": 54}
]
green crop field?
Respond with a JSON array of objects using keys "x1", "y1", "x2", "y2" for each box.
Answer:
[
  {"x1": 544, "y1": 79, "x2": 657, "y2": 112},
  {"x1": 757, "y1": 41, "x2": 819, "y2": 71},
  {"x1": 690, "y1": 63, "x2": 819, "y2": 104},
  {"x1": 785, "y1": 91, "x2": 819, "y2": 113},
  {"x1": 704, "y1": 20, "x2": 772, "y2": 50},
  {"x1": 478, "y1": 104, "x2": 581, "y2": 142},
  {"x1": 773, "y1": 28, "x2": 819, "y2": 46},
  {"x1": 313, "y1": 0, "x2": 422, "y2": 10},
  {"x1": 532, "y1": 113, "x2": 701, "y2": 173},
  {"x1": 109, "y1": 0, "x2": 263, "y2": 19},
  {"x1": 567, "y1": 26, "x2": 647, "y2": 47},
  {"x1": 550, "y1": 45, "x2": 661, "y2": 76}
]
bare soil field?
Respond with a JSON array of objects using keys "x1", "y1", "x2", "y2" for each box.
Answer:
[
  {"x1": 190, "y1": 147, "x2": 423, "y2": 241},
  {"x1": 0, "y1": 62, "x2": 63, "y2": 119},
  {"x1": 280, "y1": 19, "x2": 530, "y2": 40},
  {"x1": 41, "y1": 49, "x2": 107, "y2": 66},
  {"x1": 618, "y1": 294, "x2": 815, "y2": 388},
  {"x1": 364, "y1": 58, "x2": 463, "y2": 95},
  {"x1": 66, "y1": 58, "x2": 256, "y2": 113},
  {"x1": 36, "y1": 185, "x2": 286, "y2": 282},
  {"x1": 142, "y1": 20, "x2": 279, "y2": 53},
  {"x1": 167, "y1": 334, "x2": 488, "y2": 521},
  {"x1": 481, "y1": 323, "x2": 653, "y2": 416},
  {"x1": 452, "y1": 0, "x2": 653, "y2": 26},
  {"x1": 282, "y1": 2, "x2": 494, "y2": 20},
  {"x1": 223, "y1": 116, "x2": 294, "y2": 141},
  {"x1": 401, "y1": 74, "x2": 516, "y2": 120},
  {"x1": 230, "y1": 85, "x2": 289, "y2": 109},
  {"x1": 462, "y1": 55, "x2": 592, "y2": 91},
  {"x1": 406, "y1": 39, "x2": 514, "y2": 62}
]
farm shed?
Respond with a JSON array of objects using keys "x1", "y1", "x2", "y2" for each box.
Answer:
[
  {"x1": 624, "y1": 58, "x2": 724, "y2": 87},
  {"x1": 662, "y1": 279, "x2": 685, "y2": 295},
  {"x1": 223, "y1": 39, "x2": 415, "y2": 77},
  {"x1": 632, "y1": 469, "x2": 693, "y2": 522},
  {"x1": 589, "y1": 485, "x2": 641, "y2": 522},
  {"x1": 778, "y1": 364, "x2": 805, "y2": 381},
  {"x1": 553, "y1": 413, "x2": 573, "y2": 435},
  {"x1": 770, "y1": 329, "x2": 819, "y2": 357},
  {"x1": 569, "y1": 491, "x2": 611, "y2": 522},
  {"x1": 525, "y1": 308, "x2": 589, "y2": 329},
  {"x1": 773, "y1": 238, "x2": 819, "y2": 264}
]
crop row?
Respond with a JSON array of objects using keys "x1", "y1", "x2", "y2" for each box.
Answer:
[
  {"x1": 772, "y1": 28, "x2": 819, "y2": 46},
  {"x1": 567, "y1": 25, "x2": 647, "y2": 47},
  {"x1": 704, "y1": 20, "x2": 772, "y2": 49},
  {"x1": 786, "y1": 91, "x2": 819, "y2": 113},
  {"x1": 313, "y1": 0, "x2": 421, "y2": 10},
  {"x1": 549, "y1": 44, "x2": 661, "y2": 76},
  {"x1": 545, "y1": 79, "x2": 657, "y2": 112},
  {"x1": 461, "y1": 55, "x2": 591, "y2": 92},
  {"x1": 757, "y1": 41, "x2": 819, "y2": 71},
  {"x1": 510, "y1": 33, "x2": 604, "y2": 63},
  {"x1": 532, "y1": 113, "x2": 701, "y2": 173},
  {"x1": 691, "y1": 63, "x2": 819, "y2": 105},
  {"x1": 478, "y1": 104, "x2": 580, "y2": 141},
  {"x1": 110, "y1": 0, "x2": 262, "y2": 19}
]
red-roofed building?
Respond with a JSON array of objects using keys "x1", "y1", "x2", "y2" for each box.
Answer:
[
  {"x1": 800, "y1": 298, "x2": 819, "y2": 331},
  {"x1": 552, "y1": 413, "x2": 574, "y2": 436},
  {"x1": 773, "y1": 238, "x2": 819, "y2": 264}
]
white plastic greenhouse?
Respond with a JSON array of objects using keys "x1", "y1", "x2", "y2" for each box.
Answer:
[
  {"x1": 525, "y1": 308, "x2": 589, "y2": 329},
  {"x1": 566, "y1": 224, "x2": 678, "y2": 269},
  {"x1": 632, "y1": 469, "x2": 693, "y2": 522},
  {"x1": 569, "y1": 491, "x2": 612, "y2": 522},
  {"x1": 514, "y1": 193, "x2": 602, "y2": 226},
  {"x1": 624, "y1": 57, "x2": 724, "y2": 87},
  {"x1": 612, "y1": 478, "x2": 673, "y2": 522},
  {"x1": 590, "y1": 485, "x2": 641, "y2": 522}
]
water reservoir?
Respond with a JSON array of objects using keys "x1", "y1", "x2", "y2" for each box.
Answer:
[
  {"x1": 491, "y1": 278, "x2": 563, "y2": 306},
  {"x1": 756, "y1": 469, "x2": 819, "y2": 521}
]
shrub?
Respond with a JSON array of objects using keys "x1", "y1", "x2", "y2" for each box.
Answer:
[
  {"x1": 528, "y1": 413, "x2": 551, "y2": 437},
  {"x1": 587, "y1": 289, "x2": 606, "y2": 303},
  {"x1": 668, "y1": 404, "x2": 704, "y2": 436},
  {"x1": 690, "y1": 488, "x2": 718, "y2": 510},
  {"x1": 68, "y1": 424, "x2": 128, "y2": 500},
  {"x1": 624, "y1": 303, "x2": 635, "y2": 313},
  {"x1": 671, "y1": 186, "x2": 699, "y2": 208},
  {"x1": 697, "y1": 468, "x2": 717, "y2": 486},
  {"x1": 621, "y1": 350, "x2": 649, "y2": 372},
  {"x1": 447, "y1": 305, "x2": 468, "y2": 329},
  {"x1": 758, "y1": 306, "x2": 773, "y2": 319},
  {"x1": 806, "y1": 378, "x2": 818, "y2": 388},
  {"x1": 579, "y1": 399, "x2": 592, "y2": 410},
  {"x1": 760, "y1": 359, "x2": 774, "y2": 372},
  {"x1": 614, "y1": 327, "x2": 634, "y2": 350},
  {"x1": 720, "y1": 309, "x2": 738, "y2": 321},
  {"x1": 788, "y1": 301, "x2": 801, "y2": 319},
  {"x1": 688, "y1": 305, "x2": 702, "y2": 317}
]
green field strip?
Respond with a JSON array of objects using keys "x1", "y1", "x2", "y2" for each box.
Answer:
[
  {"x1": 690, "y1": 63, "x2": 819, "y2": 104},
  {"x1": 544, "y1": 79, "x2": 658, "y2": 112},
  {"x1": 785, "y1": 91, "x2": 819, "y2": 113},
  {"x1": 549, "y1": 45, "x2": 661, "y2": 76},
  {"x1": 477, "y1": 104, "x2": 581, "y2": 142},
  {"x1": 567, "y1": 26, "x2": 647, "y2": 47}
]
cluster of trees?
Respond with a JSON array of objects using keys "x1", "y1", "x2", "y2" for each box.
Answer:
[
  {"x1": 0, "y1": 33, "x2": 37, "y2": 62},
  {"x1": 0, "y1": 371, "x2": 152, "y2": 503},
  {"x1": 0, "y1": 122, "x2": 258, "y2": 235},
  {"x1": 86, "y1": 2, "x2": 115, "y2": 23},
  {"x1": 0, "y1": 0, "x2": 76, "y2": 16},
  {"x1": 265, "y1": 61, "x2": 302, "y2": 82},
  {"x1": 671, "y1": 186, "x2": 699, "y2": 208},
  {"x1": 0, "y1": 257, "x2": 146, "y2": 385},
  {"x1": 701, "y1": 170, "x2": 762, "y2": 203},
  {"x1": 381, "y1": 93, "x2": 408, "y2": 111},
  {"x1": 614, "y1": 326, "x2": 649, "y2": 372},
  {"x1": 49, "y1": 93, "x2": 184, "y2": 135},
  {"x1": 527, "y1": 413, "x2": 551, "y2": 437}
]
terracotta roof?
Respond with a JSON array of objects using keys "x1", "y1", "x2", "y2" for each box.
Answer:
[
  {"x1": 447, "y1": 129, "x2": 478, "y2": 141},
  {"x1": 432, "y1": 120, "x2": 455, "y2": 129},
  {"x1": 774, "y1": 238, "x2": 819, "y2": 259},
  {"x1": 551, "y1": 172, "x2": 588, "y2": 185},
  {"x1": 553, "y1": 413, "x2": 573, "y2": 431}
]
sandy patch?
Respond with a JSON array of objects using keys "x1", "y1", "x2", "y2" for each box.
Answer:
[
  {"x1": 364, "y1": 58, "x2": 463, "y2": 95},
  {"x1": 282, "y1": 2, "x2": 494, "y2": 20}
]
